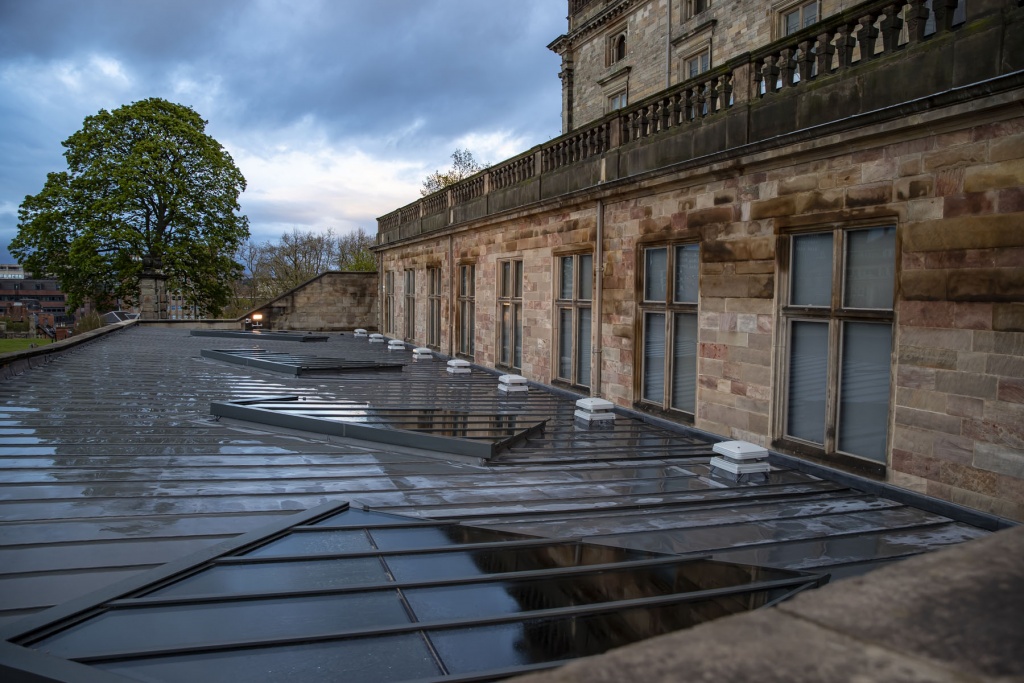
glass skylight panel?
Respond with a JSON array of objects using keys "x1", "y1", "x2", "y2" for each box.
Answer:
[{"x1": 6, "y1": 504, "x2": 825, "y2": 683}]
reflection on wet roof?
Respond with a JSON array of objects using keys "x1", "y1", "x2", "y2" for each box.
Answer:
[
  {"x1": 212, "y1": 396, "x2": 549, "y2": 459},
  {"x1": 0, "y1": 327, "x2": 997, "y2": 646},
  {"x1": 190, "y1": 329, "x2": 330, "y2": 342},
  {"x1": 201, "y1": 348, "x2": 405, "y2": 376},
  {"x1": 8, "y1": 504, "x2": 825, "y2": 682}
]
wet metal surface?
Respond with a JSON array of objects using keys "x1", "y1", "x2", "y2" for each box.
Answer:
[
  {"x1": 7, "y1": 505, "x2": 825, "y2": 682},
  {"x1": 0, "y1": 327, "x2": 992, "y2": 629}
]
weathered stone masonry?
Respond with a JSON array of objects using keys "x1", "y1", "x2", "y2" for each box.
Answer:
[{"x1": 377, "y1": 0, "x2": 1024, "y2": 520}]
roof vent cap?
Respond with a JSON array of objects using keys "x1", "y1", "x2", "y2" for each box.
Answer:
[
  {"x1": 498, "y1": 374, "x2": 528, "y2": 393},
  {"x1": 412, "y1": 347, "x2": 432, "y2": 360},
  {"x1": 387, "y1": 339, "x2": 406, "y2": 351},
  {"x1": 710, "y1": 440, "x2": 771, "y2": 478},
  {"x1": 446, "y1": 358, "x2": 471, "y2": 374},
  {"x1": 354, "y1": 328, "x2": 368, "y2": 337},
  {"x1": 369, "y1": 333, "x2": 385, "y2": 343},
  {"x1": 575, "y1": 397, "x2": 615, "y2": 424}
]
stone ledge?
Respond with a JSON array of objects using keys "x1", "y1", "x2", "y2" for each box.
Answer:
[
  {"x1": 511, "y1": 525, "x2": 1023, "y2": 683},
  {"x1": 0, "y1": 319, "x2": 137, "y2": 381}
]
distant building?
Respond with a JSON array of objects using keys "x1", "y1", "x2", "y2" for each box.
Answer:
[
  {"x1": 376, "y1": 0, "x2": 1024, "y2": 520},
  {"x1": 0, "y1": 272, "x2": 72, "y2": 326}
]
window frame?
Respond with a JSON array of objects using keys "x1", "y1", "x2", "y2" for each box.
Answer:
[
  {"x1": 384, "y1": 271, "x2": 396, "y2": 335},
  {"x1": 608, "y1": 30, "x2": 627, "y2": 66},
  {"x1": 684, "y1": 48, "x2": 710, "y2": 80},
  {"x1": 404, "y1": 268, "x2": 416, "y2": 342},
  {"x1": 637, "y1": 241, "x2": 700, "y2": 418},
  {"x1": 686, "y1": 0, "x2": 709, "y2": 19},
  {"x1": 778, "y1": 0, "x2": 819, "y2": 37},
  {"x1": 427, "y1": 266, "x2": 442, "y2": 349},
  {"x1": 497, "y1": 259, "x2": 524, "y2": 372},
  {"x1": 607, "y1": 89, "x2": 628, "y2": 113},
  {"x1": 554, "y1": 252, "x2": 594, "y2": 390},
  {"x1": 457, "y1": 263, "x2": 476, "y2": 359},
  {"x1": 776, "y1": 223, "x2": 897, "y2": 473}
]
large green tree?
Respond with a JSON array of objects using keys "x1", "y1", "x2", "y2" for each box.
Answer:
[{"x1": 11, "y1": 98, "x2": 249, "y2": 315}]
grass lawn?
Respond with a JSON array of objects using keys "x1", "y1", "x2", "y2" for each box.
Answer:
[{"x1": 0, "y1": 338, "x2": 51, "y2": 353}]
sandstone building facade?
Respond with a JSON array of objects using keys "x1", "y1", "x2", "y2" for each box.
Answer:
[{"x1": 376, "y1": 0, "x2": 1024, "y2": 520}]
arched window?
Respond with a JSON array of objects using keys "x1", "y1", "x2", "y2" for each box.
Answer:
[{"x1": 610, "y1": 32, "x2": 627, "y2": 64}]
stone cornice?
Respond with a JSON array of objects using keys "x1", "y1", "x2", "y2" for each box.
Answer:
[{"x1": 549, "y1": 0, "x2": 649, "y2": 54}]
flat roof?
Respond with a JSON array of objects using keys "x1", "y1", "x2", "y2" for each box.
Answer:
[{"x1": 0, "y1": 327, "x2": 992, "y2": 637}]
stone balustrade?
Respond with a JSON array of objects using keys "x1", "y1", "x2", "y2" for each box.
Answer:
[{"x1": 378, "y1": 0, "x2": 990, "y2": 245}]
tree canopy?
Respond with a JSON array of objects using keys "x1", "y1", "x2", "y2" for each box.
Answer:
[
  {"x1": 420, "y1": 148, "x2": 486, "y2": 196},
  {"x1": 11, "y1": 97, "x2": 249, "y2": 315}
]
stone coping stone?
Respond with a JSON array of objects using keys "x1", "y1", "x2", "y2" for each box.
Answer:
[{"x1": 510, "y1": 525, "x2": 1024, "y2": 683}]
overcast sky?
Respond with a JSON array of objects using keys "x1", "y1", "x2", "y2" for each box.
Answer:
[{"x1": 0, "y1": 0, "x2": 566, "y2": 263}]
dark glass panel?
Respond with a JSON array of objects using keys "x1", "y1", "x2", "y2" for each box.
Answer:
[
  {"x1": 370, "y1": 525, "x2": 526, "y2": 551},
  {"x1": 99, "y1": 634, "x2": 440, "y2": 683},
  {"x1": 36, "y1": 593, "x2": 409, "y2": 660},
  {"x1": 147, "y1": 557, "x2": 388, "y2": 598},
  {"x1": 243, "y1": 530, "x2": 372, "y2": 557}
]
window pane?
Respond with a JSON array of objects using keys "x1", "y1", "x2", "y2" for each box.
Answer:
[
  {"x1": 559, "y1": 308, "x2": 572, "y2": 379},
  {"x1": 513, "y1": 303, "x2": 522, "y2": 368},
  {"x1": 577, "y1": 307, "x2": 592, "y2": 388},
  {"x1": 803, "y1": 2, "x2": 818, "y2": 27},
  {"x1": 785, "y1": 9, "x2": 800, "y2": 35},
  {"x1": 501, "y1": 262, "x2": 510, "y2": 297},
  {"x1": 579, "y1": 254, "x2": 593, "y2": 300},
  {"x1": 559, "y1": 257, "x2": 573, "y2": 300},
  {"x1": 787, "y1": 321, "x2": 829, "y2": 445},
  {"x1": 791, "y1": 233, "x2": 833, "y2": 307},
  {"x1": 674, "y1": 244, "x2": 699, "y2": 303},
  {"x1": 844, "y1": 226, "x2": 895, "y2": 309},
  {"x1": 500, "y1": 303, "x2": 511, "y2": 365},
  {"x1": 514, "y1": 261, "x2": 523, "y2": 298},
  {"x1": 645, "y1": 248, "x2": 668, "y2": 302},
  {"x1": 643, "y1": 313, "x2": 666, "y2": 403},
  {"x1": 671, "y1": 313, "x2": 698, "y2": 413},
  {"x1": 838, "y1": 322, "x2": 892, "y2": 462}
]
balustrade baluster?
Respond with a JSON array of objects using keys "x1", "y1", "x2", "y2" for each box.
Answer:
[
  {"x1": 879, "y1": 4, "x2": 904, "y2": 53},
  {"x1": 710, "y1": 77, "x2": 721, "y2": 113},
  {"x1": 797, "y1": 40, "x2": 815, "y2": 81},
  {"x1": 858, "y1": 14, "x2": 881, "y2": 61},
  {"x1": 763, "y1": 56, "x2": 781, "y2": 94},
  {"x1": 779, "y1": 48, "x2": 796, "y2": 87},
  {"x1": 906, "y1": 0, "x2": 930, "y2": 44},
  {"x1": 932, "y1": 0, "x2": 958, "y2": 33},
  {"x1": 836, "y1": 23, "x2": 856, "y2": 69},
  {"x1": 815, "y1": 31, "x2": 836, "y2": 75},
  {"x1": 753, "y1": 58, "x2": 766, "y2": 97}
]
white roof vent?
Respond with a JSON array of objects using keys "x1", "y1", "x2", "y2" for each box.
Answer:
[
  {"x1": 387, "y1": 339, "x2": 406, "y2": 351},
  {"x1": 354, "y1": 328, "x2": 368, "y2": 337},
  {"x1": 498, "y1": 374, "x2": 528, "y2": 394},
  {"x1": 446, "y1": 359, "x2": 471, "y2": 374},
  {"x1": 369, "y1": 333, "x2": 385, "y2": 343},
  {"x1": 710, "y1": 440, "x2": 771, "y2": 478},
  {"x1": 574, "y1": 397, "x2": 615, "y2": 424},
  {"x1": 412, "y1": 347, "x2": 432, "y2": 360}
]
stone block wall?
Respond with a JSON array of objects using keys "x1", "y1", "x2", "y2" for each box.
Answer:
[
  {"x1": 258, "y1": 271, "x2": 378, "y2": 331},
  {"x1": 563, "y1": 0, "x2": 851, "y2": 131},
  {"x1": 378, "y1": 101, "x2": 1024, "y2": 520}
]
